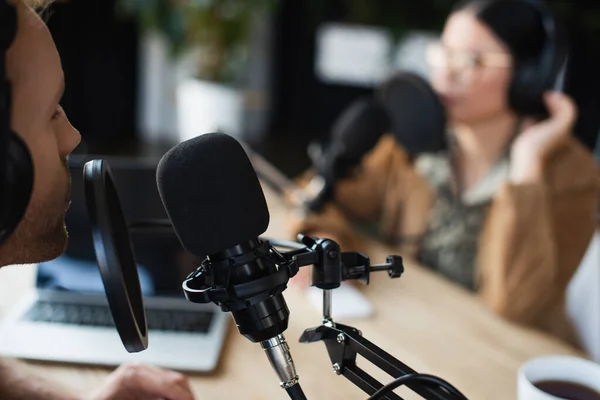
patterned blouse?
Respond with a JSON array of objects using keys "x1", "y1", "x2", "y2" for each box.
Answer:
[{"x1": 413, "y1": 152, "x2": 510, "y2": 291}]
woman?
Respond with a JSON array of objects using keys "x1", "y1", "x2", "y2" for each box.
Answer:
[{"x1": 289, "y1": 0, "x2": 600, "y2": 345}]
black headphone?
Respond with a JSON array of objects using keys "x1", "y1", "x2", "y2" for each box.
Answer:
[
  {"x1": 0, "y1": 0, "x2": 35, "y2": 246},
  {"x1": 501, "y1": 0, "x2": 568, "y2": 117}
]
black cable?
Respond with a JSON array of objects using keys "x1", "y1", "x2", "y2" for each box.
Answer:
[
  {"x1": 367, "y1": 373, "x2": 468, "y2": 400},
  {"x1": 285, "y1": 383, "x2": 308, "y2": 400}
]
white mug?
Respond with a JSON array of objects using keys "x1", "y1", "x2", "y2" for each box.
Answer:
[{"x1": 518, "y1": 355, "x2": 600, "y2": 399}]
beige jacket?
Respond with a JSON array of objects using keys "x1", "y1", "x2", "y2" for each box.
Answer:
[{"x1": 290, "y1": 134, "x2": 600, "y2": 345}]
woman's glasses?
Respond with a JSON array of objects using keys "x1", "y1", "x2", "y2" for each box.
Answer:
[{"x1": 426, "y1": 42, "x2": 512, "y2": 87}]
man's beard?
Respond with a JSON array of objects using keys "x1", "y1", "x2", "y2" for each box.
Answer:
[{"x1": 0, "y1": 158, "x2": 71, "y2": 267}]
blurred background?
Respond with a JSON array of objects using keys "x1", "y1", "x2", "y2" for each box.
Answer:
[{"x1": 49, "y1": 0, "x2": 600, "y2": 176}]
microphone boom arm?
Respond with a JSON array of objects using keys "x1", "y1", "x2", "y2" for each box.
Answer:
[{"x1": 299, "y1": 323, "x2": 449, "y2": 400}]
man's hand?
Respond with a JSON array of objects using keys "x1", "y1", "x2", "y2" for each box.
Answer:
[{"x1": 90, "y1": 363, "x2": 195, "y2": 400}]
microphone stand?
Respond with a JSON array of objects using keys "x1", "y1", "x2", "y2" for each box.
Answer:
[
  {"x1": 280, "y1": 235, "x2": 465, "y2": 400},
  {"x1": 182, "y1": 234, "x2": 468, "y2": 400}
]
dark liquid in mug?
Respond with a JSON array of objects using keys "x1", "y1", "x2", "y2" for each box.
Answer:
[{"x1": 534, "y1": 380, "x2": 600, "y2": 400}]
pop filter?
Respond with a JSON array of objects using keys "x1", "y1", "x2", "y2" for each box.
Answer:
[
  {"x1": 377, "y1": 71, "x2": 447, "y2": 156},
  {"x1": 83, "y1": 159, "x2": 148, "y2": 353}
]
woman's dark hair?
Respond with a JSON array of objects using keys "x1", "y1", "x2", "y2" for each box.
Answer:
[{"x1": 452, "y1": 0, "x2": 549, "y2": 63}]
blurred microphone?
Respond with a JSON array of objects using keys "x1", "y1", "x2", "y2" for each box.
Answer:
[
  {"x1": 156, "y1": 133, "x2": 306, "y2": 400},
  {"x1": 302, "y1": 72, "x2": 446, "y2": 213},
  {"x1": 377, "y1": 71, "x2": 447, "y2": 156},
  {"x1": 304, "y1": 97, "x2": 390, "y2": 212}
]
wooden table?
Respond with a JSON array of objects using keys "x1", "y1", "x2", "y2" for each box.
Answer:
[{"x1": 0, "y1": 186, "x2": 582, "y2": 400}]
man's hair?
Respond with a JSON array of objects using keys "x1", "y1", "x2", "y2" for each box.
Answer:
[
  {"x1": 23, "y1": 0, "x2": 55, "y2": 18},
  {"x1": 25, "y1": 0, "x2": 53, "y2": 7}
]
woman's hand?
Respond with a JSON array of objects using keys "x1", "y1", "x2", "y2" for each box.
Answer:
[{"x1": 510, "y1": 92, "x2": 577, "y2": 184}]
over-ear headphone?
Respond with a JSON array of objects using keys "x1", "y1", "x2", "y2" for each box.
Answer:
[
  {"x1": 501, "y1": 0, "x2": 569, "y2": 117},
  {"x1": 0, "y1": 0, "x2": 35, "y2": 246}
]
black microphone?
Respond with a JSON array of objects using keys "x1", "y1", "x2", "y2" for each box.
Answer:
[
  {"x1": 156, "y1": 132, "x2": 306, "y2": 399},
  {"x1": 304, "y1": 72, "x2": 446, "y2": 212},
  {"x1": 305, "y1": 97, "x2": 390, "y2": 212},
  {"x1": 377, "y1": 71, "x2": 447, "y2": 157}
]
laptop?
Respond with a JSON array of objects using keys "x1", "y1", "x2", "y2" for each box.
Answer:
[{"x1": 0, "y1": 155, "x2": 229, "y2": 372}]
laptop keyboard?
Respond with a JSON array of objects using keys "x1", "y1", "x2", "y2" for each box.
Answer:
[{"x1": 23, "y1": 301, "x2": 214, "y2": 333}]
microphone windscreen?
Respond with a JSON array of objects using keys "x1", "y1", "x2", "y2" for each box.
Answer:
[
  {"x1": 330, "y1": 97, "x2": 390, "y2": 161},
  {"x1": 156, "y1": 132, "x2": 270, "y2": 256},
  {"x1": 377, "y1": 71, "x2": 447, "y2": 156}
]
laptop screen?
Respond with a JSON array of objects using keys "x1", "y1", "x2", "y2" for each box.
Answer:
[{"x1": 36, "y1": 155, "x2": 198, "y2": 298}]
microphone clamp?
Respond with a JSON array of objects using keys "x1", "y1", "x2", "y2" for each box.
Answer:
[{"x1": 182, "y1": 235, "x2": 404, "y2": 309}]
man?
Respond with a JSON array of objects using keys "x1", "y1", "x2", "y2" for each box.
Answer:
[{"x1": 0, "y1": 0, "x2": 195, "y2": 398}]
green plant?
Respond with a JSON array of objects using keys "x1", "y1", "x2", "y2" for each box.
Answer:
[{"x1": 118, "y1": 0, "x2": 278, "y2": 83}]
